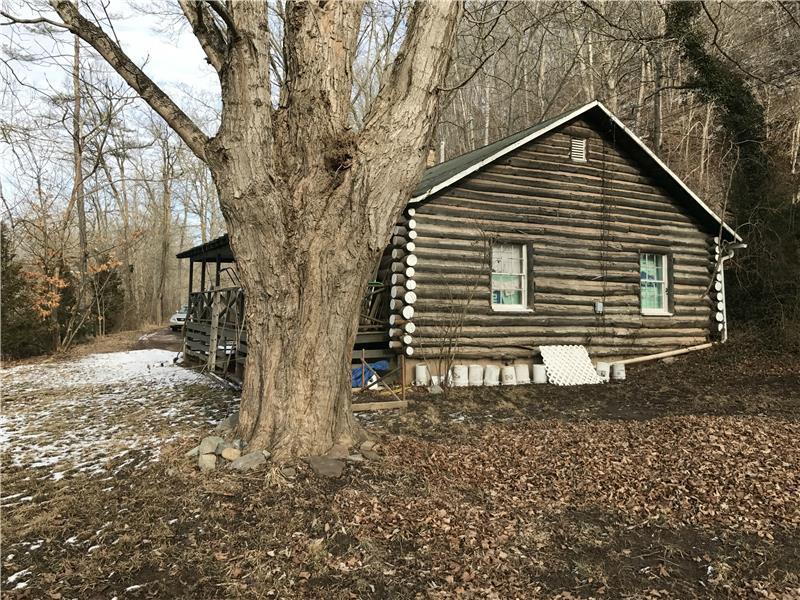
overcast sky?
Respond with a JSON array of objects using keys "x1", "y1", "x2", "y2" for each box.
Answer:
[
  {"x1": 0, "y1": 0, "x2": 221, "y2": 212},
  {"x1": 2, "y1": 0, "x2": 220, "y2": 108}
]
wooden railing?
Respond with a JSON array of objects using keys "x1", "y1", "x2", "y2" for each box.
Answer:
[
  {"x1": 184, "y1": 286, "x2": 246, "y2": 378},
  {"x1": 183, "y1": 284, "x2": 392, "y2": 382}
]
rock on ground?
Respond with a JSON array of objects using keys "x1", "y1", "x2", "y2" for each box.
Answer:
[
  {"x1": 361, "y1": 449, "x2": 381, "y2": 461},
  {"x1": 198, "y1": 453, "x2": 216, "y2": 472},
  {"x1": 214, "y1": 412, "x2": 239, "y2": 433},
  {"x1": 304, "y1": 456, "x2": 345, "y2": 478},
  {"x1": 325, "y1": 444, "x2": 350, "y2": 459},
  {"x1": 230, "y1": 450, "x2": 270, "y2": 471},
  {"x1": 221, "y1": 447, "x2": 241, "y2": 461},
  {"x1": 198, "y1": 436, "x2": 225, "y2": 455}
]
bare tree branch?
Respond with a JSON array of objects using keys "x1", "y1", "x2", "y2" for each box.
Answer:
[
  {"x1": 48, "y1": 0, "x2": 210, "y2": 161},
  {"x1": 178, "y1": 0, "x2": 227, "y2": 73},
  {"x1": 206, "y1": 0, "x2": 236, "y2": 36}
]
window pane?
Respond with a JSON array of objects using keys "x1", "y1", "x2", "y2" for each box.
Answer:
[
  {"x1": 491, "y1": 244, "x2": 526, "y2": 307},
  {"x1": 492, "y1": 274, "x2": 523, "y2": 291},
  {"x1": 641, "y1": 282, "x2": 664, "y2": 310},
  {"x1": 640, "y1": 254, "x2": 657, "y2": 280},
  {"x1": 493, "y1": 244, "x2": 523, "y2": 275},
  {"x1": 493, "y1": 288, "x2": 523, "y2": 305}
]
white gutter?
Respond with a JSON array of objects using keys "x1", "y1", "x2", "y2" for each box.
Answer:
[{"x1": 717, "y1": 242, "x2": 746, "y2": 343}]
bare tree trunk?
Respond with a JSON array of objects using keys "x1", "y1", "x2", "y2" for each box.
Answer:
[
  {"x1": 651, "y1": 47, "x2": 663, "y2": 155},
  {"x1": 52, "y1": 0, "x2": 461, "y2": 459},
  {"x1": 71, "y1": 31, "x2": 88, "y2": 317},
  {"x1": 155, "y1": 153, "x2": 173, "y2": 324}
]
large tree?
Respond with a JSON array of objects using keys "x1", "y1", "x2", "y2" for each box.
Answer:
[{"x1": 24, "y1": 0, "x2": 461, "y2": 458}]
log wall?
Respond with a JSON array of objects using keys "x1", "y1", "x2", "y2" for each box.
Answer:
[{"x1": 409, "y1": 117, "x2": 718, "y2": 363}]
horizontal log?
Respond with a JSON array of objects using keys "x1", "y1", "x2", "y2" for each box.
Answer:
[
  {"x1": 484, "y1": 161, "x2": 688, "y2": 207},
  {"x1": 413, "y1": 312, "x2": 712, "y2": 329},
  {"x1": 391, "y1": 264, "x2": 416, "y2": 277},
  {"x1": 414, "y1": 243, "x2": 712, "y2": 270},
  {"x1": 430, "y1": 183, "x2": 698, "y2": 227},
  {"x1": 412, "y1": 344, "x2": 691, "y2": 360},
  {"x1": 413, "y1": 335, "x2": 709, "y2": 349},
  {"x1": 418, "y1": 209, "x2": 709, "y2": 246},
  {"x1": 413, "y1": 232, "x2": 709, "y2": 258},
  {"x1": 389, "y1": 333, "x2": 414, "y2": 345},
  {"x1": 413, "y1": 303, "x2": 713, "y2": 320},
  {"x1": 415, "y1": 222, "x2": 710, "y2": 256},
  {"x1": 457, "y1": 172, "x2": 689, "y2": 219},
  {"x1": 413, "y1": 325, "x2": 709, "y2": 339},
  {"x1": 395, "y1": 306, "x2": 414, "y2": 320},
  {"x1": 428, "y1": 192, "x2": 695, "y2": 231},
  {"x1": 422, "y1": 202, "x2": 705, "y2": 243}
]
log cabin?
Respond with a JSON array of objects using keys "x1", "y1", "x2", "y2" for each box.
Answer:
[{"x1": 177, "y1": 101, "x2": 742, "y2": 384}]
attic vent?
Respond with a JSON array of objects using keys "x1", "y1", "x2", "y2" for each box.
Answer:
[{"x1": 570, "y1": 137, "x2": 587, "y2": 162}]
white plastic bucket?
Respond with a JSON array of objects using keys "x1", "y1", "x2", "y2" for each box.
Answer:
[
  {"x1": 611, "y1": 363, "x2": 626, "y2": 381},
  {"x1": 532, "y1": 364, "x2": 547, "y2": 384},
  {"x1": 596, "y1": 361, "x2": 610, "y2": 382},
  {"x1": 450, "y1": 365, "x2": 469, "y2": 387},
  {"x1": 468, "y1": 365, "x2": 484, "y2": 386},
  {"x1": 483, "y1": 365, "x2": 500, "y2": 386},
  {"x1": 414, "y1": 364, "x2": 430, "y2": 386},
  {"x1": 514, "y1": 364, "x2": 530, "y2": 384},
  {"x1": 500, "y1": 365, "x2": 517, "y2": 386}
]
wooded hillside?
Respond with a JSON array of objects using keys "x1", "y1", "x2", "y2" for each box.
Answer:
[{"x1": 2, "y1": 0, "x2": 797, "y2": 358}]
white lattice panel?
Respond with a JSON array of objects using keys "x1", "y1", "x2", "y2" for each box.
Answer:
[{"x1": 540, "y1": 345, "x2": 604, "y2": 386}]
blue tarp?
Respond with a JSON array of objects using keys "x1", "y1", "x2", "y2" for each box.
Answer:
[{"x1": 351, "y1": 360, "x2": 390, "y2": 387}]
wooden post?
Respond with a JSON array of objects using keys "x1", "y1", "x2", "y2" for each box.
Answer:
[
  {"x1": 200, "y1": 259, "x2": 206, "y2": 291},
  {"x1": 401, "y1": 354, "x2": 406, "y2": 403},
  {"x1": 207, "y1": 289, "x2": 221, "y2": 372},
  {"x1": 187, "y1": 260, "x2": 194, "y2": 305},
  {"x1": 215, "y1": 254, "x2": 221, "y2": 287},
  {"x1": 361, "y1": 349, "x2": 365, "y2": 390}
]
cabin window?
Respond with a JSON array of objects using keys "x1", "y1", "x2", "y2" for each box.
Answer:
[
  {"x1": 640, "y1": 253, "x2": 669, "y2": 314},
  {"x1": 570, "y1": 137, "x2": 587, "y2": 162},
  {"x1": 491, "y1": 243, "x2": 527, "y2": 310}
]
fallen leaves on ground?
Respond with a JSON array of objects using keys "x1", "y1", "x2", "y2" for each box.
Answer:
[{"x1": 1, "y1": 335, "x2": 799, "y2": 598}]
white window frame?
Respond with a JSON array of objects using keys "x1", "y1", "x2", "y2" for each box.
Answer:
[
  {"x1": 639, "y1": 253, "x2": 670, "y2": 316},
  {"x1": 570, "y1": 137, "x2": 587, "y2": 163},
  {"x1": 491, "y1": 243, "x2": 529, "y2": 312}
]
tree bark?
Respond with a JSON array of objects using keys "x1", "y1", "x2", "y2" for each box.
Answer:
[{"x1": 51, "y1": 0, "x2": 462, "y2": 460}]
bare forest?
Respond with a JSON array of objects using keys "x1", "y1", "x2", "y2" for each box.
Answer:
[{"x1": 3, "y1": 1, "x2": 797, "y2": 362}]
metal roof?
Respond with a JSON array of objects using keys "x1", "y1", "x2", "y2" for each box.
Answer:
[{"x1": 175, "y1": 234, "x2": 234, "y2": 261}]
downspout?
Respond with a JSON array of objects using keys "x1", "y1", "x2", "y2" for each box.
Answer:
[
  {"x1": 717, "y1": 242, "x2": 747, "y2": 343},
  {"x1": 618, "y1": 241, "x2": 747, "y2": 366}
]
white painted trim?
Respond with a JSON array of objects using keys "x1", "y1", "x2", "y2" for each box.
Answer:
[
  {"x1": 410, "y1": 100, "x2": 741, "y2": 242},
  {"x1": 641, "y1": 309, "x2": 673, "y2": 317},
  {"x1": 595, "y1": 103, "x2": 742, "y2": 242},
  {"x1": 410, "y1": 101, "x2": 601, "y2": 205},
  {"x1": 491, "y1": 242, "x2": 528, "y2": 310}
]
